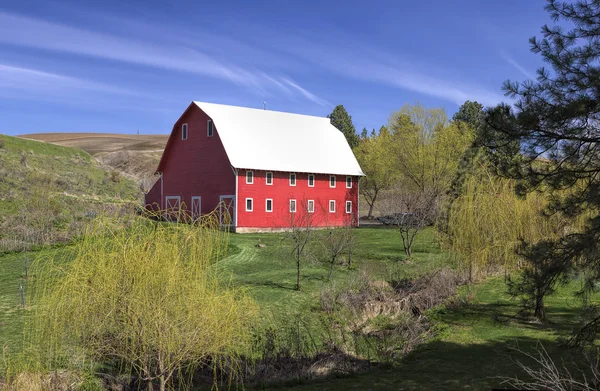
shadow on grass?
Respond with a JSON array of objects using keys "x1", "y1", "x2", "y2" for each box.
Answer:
[
  {"x1": 438, "y1": 301, "x2": 584, "y2": 335},
  {"x1": 263, "y1": 337, "x2": 587, "y2": 391},
  {"x1": 243, "y1": 280, "x2": 297, "y2": 291}
]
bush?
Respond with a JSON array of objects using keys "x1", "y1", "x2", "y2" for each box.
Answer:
[
  {"x1": 16, "y1": 211, "x2": 258, "y2": 391},
  {"x1": 109, "y1": 170, "x2": 121, "y2": 183},
  {"x1": 0, "y1": 135, "x2": 5, "y2": 149}
]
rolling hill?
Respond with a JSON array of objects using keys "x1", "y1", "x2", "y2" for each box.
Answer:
[
  {"x1": 0, "y1": 134, "x2": 141, "y2": 252},
  {"x1": 19, "y1": 133, "x2": 169, "y2": 191}
]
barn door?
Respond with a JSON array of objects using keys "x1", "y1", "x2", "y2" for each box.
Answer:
[
  {"x1": 165, "y1": 196, "x2": 181, "y2": 222},
  {"x1": 191, "y1": 196, "x2": 201, "y2": 221},
  {"x1": 219, "y1": 195, "x2": 236, "y2": 229}
]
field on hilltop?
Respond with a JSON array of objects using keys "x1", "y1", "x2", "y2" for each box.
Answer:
[{"x1": 19, "y1": 133, "x2": 169, "y2": 190}]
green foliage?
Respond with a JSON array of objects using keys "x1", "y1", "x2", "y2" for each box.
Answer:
[
  {"x1": 482, "y1": 0, "x2": 600, "y2": 325},
  {"x1": 388, "y1": 103, "x2": 474, "y2": 198},
  {"x1": 15, "y1": 213, "x2": 258, "y2": 391},
  {"x1": 354, "y1": 126, "x2": 397, "y2": 218},
  {"x1": 328, "y1": 105, "x2": 360, "y2": 149},
  {"x1": 0, "y1": 135, "x2": 5, "y2": 149},
  {"x1": 452, "y1": 100, "x2": 484, "y2": 130},
  {"x1": 441, "y1": 161, "x2": 582, "y2": 281}
]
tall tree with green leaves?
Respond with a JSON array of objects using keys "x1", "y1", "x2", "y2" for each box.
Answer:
[
  {"x1": 354, "y1": 125, "x2": 396, "y2": 218},
  {"x1": 483, "y1": 0, "x2": 600, "y2": 329},
  {"x1": 452, "y1": 100, "x2": 484, "y2": 130},
  {"x1": 389, "y1": 103, "x2": 473, "y2": 200},
  {"x1": 328, "y1": 105, "x2": 360, "y2": 149},
  {"x1": 382, "y1": 103, "x2": 473, "y2": 255}
]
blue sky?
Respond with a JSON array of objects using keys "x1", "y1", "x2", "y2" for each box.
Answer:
[{"x1": 0, "y1": 0, "x2": 549, "y2": 135}]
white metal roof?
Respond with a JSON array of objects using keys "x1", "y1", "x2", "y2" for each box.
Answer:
[{"x1": 193, "y1": 102, "x2": 364, "y2": 176}]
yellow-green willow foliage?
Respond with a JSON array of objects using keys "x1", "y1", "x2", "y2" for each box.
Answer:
[
  {"x1": 18, "y1": 211, "x2": 258, "y2": 391},
  {"x1": 442, "y1": 163, "x2": 584, "y2": 281}
]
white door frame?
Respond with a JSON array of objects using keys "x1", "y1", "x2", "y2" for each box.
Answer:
[
  {"x1": 219, "y1": 195, "x2": 236, "y2": 228},
  {"x1": 165, "y1": 196, "x2": 181, "y2": 222},
  {"x1": 191, "y1": 196, "x2": 201, "y2": 221}
]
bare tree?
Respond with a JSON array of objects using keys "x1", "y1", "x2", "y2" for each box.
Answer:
[
  {"x1": 500, "y1": 342, "x2": 600, "y2": 391},
  {"x1": 319, "y1": 213, "x2": 357, "y2": 279},
  {"x1": 321, "y1": 227, "x2": 356, "y2": 280},
  {"x1": 285, "y1": 199, "x2": 316, "y2": 291},
  {"x1": 379, "y1": 188, "x2": 436, "y2": 257}
]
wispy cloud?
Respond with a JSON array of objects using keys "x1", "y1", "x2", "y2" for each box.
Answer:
[
  {"x1": 281, "y1": 78, "x2": 331, "y2": 107},
  {"x1": 500, "y1": 51, "x2": 535, "y2": 80},
  {"x1": 0, "y1": 11, "x2": 328, "y2": 106},
  {"x1": 0, "y1": 63, "x2": 135, "y2": 95},
  {"x1": 267, "y1": 33, "x2": 505, "y2": 107}
]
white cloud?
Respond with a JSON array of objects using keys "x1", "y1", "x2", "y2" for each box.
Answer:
[
  {"x1": 500, "y1": 51, "x2": 536, "y2": 80},
  {"x1": 281, "y1": 78, "x2": 331, "y2": 107},
  {"x1": 0, "y1": 63, "x2": 135, "y2": 95},
  {"x1": 266, "y1": 32, "x2": 506, "y2": 107},
  {"x1": 0, "y1": 11, "x2": 328, "y2": 106}
]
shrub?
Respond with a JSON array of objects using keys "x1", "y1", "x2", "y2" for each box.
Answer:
[
  {"x1": 17, "y1": 210, "x2": 258, "y2": 391},
  {"x1": 109, "y1": 170, "x2": 121, "y2": 183},
  {"x1": 0, "y1": 135, "x2": 5, "y2": 149}
]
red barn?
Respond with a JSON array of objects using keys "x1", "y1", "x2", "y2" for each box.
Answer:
[{"x1": 145, "y1": 102, "x2": 365, "y2": 232}]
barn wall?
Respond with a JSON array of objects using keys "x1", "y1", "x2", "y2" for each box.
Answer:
[
  {"x1": 156, "y1": 106, "x2": 235, "y2": 216},
  {"x1": 237, "y1": 170, "x2": 359, "y2": 228}
]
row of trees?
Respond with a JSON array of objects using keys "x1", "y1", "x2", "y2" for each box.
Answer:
[
  {"x1": 330, "y1": 102, "x2": 474, "y2": 255},
  {"x1": 330, "y1": 0, "x2": 600, "y2": 346}
]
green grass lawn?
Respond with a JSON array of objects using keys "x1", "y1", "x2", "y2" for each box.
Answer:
[{"x1": 0, "y1": 225, "x2": 594, "y2": 390}]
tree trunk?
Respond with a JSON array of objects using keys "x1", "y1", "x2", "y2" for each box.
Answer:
[
  {"x1": 328, "y1": 256, "x2": 335, "y2": 280},
  {"x1": 296, "y1": 248, "x2": 301, "y2": 291},
  {"x1": 367, "y1": 202, "x2": 374, "y2": 219},
  {"x1": 347, "y1": 245, "x2": 352, "y2": 268},
  {"x1": 534, "y1": 290, "x2": 545, "y2": 321},
  {"x1": 159, "y1": 377, "x2": 166, "y2": 391}
]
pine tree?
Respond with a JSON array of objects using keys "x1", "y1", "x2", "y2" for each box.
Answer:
[
  {"x1": 452, "y1": 100, "x2": 484, "y2": 130},
  {"x1": 328, "y1": 105, "x2": 360, "y2": 149},
  {"x1": 484, "y1": 0, "x2": 600, "y2": 333}
]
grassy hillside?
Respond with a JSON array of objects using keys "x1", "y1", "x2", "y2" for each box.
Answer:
[
  {"x1": 0, "y1": 134, "x2": 141, "y2": 252},
  {"x1": 19, "y1": 133, "x2": 168, "y2": 191}
]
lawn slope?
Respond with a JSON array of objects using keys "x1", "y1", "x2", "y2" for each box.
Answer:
[{"x1": 0, "y1": 134, "x2": 140, "y2": 252}]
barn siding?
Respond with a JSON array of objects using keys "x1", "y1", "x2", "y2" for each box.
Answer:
[
  {"x1": 150, "y1": 106, "x2": 235, "y2": 216},
  {"x1": 236, "y1": 170, "x2": 359, "y2": 228}
]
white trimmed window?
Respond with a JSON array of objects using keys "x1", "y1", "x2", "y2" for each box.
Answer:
[
  {"x1": 266, "y1": 172, "x2": 273, "y2": 185},
  {"x1": 182, "y1": 123, "x2": 188, "y2": 140},
  {"x1": 207, "y1": 119, "x2": 214, "y2": 137},
  {"x1": 329, "y1": 200, "x2": 336, "y2": 213},
  {"x1": 346, "y1": 201, "x2": 352, "y2": 214},
  {"x1": 246, "y1": 171, "x2": 254, "y2": 184},
  {"x1": 307, "y1": 200, "x2": 314, "y2": 213},
  {"x1": 308, "y1": 174, "x2": 315, "y2": 187},
  {"x1": 330, "y1": 175, "x2": 336, "y2": 188},
  {"x1": 346, "y1": 176, "x2": 352, "y2": 188},
  {"x1": 245, "y1": 198, "x2": 253, "y2": 212},
  {"x1": 266, "y1": 199, "x2": 273, "y2": 212},
  {"x1": 289, "y1": 173, "x2": 296, "y2": 186},
  {"x1": 290, "y1": 199, "x2": 297, "y2": 213}
]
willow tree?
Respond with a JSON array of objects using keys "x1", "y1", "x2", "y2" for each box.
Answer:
[
  {"x1": 22, "y1": 212, "x2": 257, "y2": 391},
  {"x1": 442, "y1": 161, "x2": 579, "y2": 281},
  {"x1": 483, "y1": 0, "x2": 600, "y2": 326}
]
